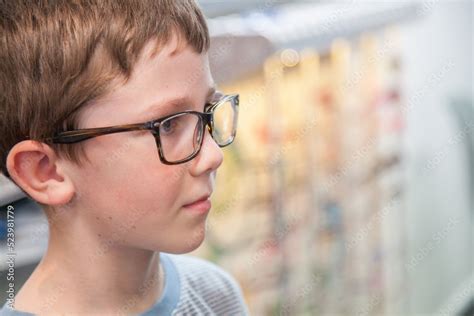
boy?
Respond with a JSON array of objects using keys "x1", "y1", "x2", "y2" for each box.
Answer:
[{"x1": 0, "y1": 0, "x2": 248, "y2": 315}]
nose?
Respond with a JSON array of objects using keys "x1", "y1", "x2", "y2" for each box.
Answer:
[{"x1": 189, "y1": 129, "x2": 223, "y2": 177}]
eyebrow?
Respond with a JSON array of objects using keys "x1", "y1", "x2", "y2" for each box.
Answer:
[{"x1": 142, "y1": 86, "x2": 217, "y2": 120}]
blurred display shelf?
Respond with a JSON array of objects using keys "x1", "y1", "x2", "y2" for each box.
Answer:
[
  {"x1": 208, "y1": 1, "x2": 423, "y2": 84},
  {"x1": 200, "y1": 2, "x2": 427, "y2": 307}
]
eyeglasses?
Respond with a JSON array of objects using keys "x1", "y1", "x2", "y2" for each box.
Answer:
[{"x1": 46, "y1": 94, "x2": 239, "y2": 165}]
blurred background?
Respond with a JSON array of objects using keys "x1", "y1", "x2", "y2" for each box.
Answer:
[{"x1": 1, "y1": 0, "x2": 472, "y2": 315}]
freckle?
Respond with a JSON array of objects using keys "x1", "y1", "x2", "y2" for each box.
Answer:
[
  {"x1": 98, "y1": 234, "x2": 102, "y2": 237},
  {"x1": 95, "y1": 217, "x2": 99, "y2": 220},
  {"x1": 132, "y1": 225, "x2": 136, "y2": 229},
  {"x1": 108, "y1": 216, "x2": 112, "y2": 220}
]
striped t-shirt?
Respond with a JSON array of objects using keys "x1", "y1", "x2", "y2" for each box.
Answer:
[{"x1": 0, "y1": 253, "x2": 249, "y2": 316}]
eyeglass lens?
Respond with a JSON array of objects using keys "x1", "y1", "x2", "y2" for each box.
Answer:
[
  {"x1": 211, "y1": 98, "x2": 238, "y2": 146},
  {"x1": 158, "y1": 98, "x2": 237, "y2": 163}
]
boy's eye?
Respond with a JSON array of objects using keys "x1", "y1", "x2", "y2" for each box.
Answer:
[{"x1": 161, "y1": 117, "x2": 179, "y2": 135}]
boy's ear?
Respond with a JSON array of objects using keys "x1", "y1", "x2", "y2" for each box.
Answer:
[{"x1": 6, "y1": 140, "x2": 75, "y2": 206}]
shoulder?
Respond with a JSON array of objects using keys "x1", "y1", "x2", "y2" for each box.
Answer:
[{"x1": 165, "y1": 254, "x2": 249, "y2": 315}]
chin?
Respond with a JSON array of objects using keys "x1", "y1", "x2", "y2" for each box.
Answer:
[{"x1": 169, "y1": 227, "x2": 207, "y2": 254}]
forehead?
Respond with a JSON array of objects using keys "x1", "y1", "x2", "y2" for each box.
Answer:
[
  {"x1": 132, "y1": 35, "x2": 212, "y2": 94},
  {"x1": 78, "y1": 37, "x2": 214, "y2": 128}
]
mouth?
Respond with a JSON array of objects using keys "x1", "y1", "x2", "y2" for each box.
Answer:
[{"x1": 183, "y1": 194, "x2": 212, "y2": 214}]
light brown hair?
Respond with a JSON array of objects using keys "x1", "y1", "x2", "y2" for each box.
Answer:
[{"x1": 0, "y1": 0, "x2": 210, "y2": 178}]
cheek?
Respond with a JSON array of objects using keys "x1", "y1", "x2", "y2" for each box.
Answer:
[
  {"x1": 74, "y1": 135, "x2": 188, "y2": 216},
  {"x1": 114, "y1": 165, "x2": 185, "y2": 209}
]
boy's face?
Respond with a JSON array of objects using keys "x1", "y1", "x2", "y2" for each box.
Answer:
[{"x1": 64, "y1": 36, "x2": 223, "y2": 254}]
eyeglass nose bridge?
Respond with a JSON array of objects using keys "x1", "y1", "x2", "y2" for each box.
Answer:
[{"x1": 202, "y1": 112, "x2": 214, "y2": 135}]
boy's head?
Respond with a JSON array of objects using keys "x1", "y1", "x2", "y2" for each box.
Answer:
[{"x1": 0, "y1": 0, "x2": 230, "y2": 253}]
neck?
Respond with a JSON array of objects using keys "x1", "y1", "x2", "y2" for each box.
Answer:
[{"x1": 14, "y1": 218, "x2": 164, "y2": 315}]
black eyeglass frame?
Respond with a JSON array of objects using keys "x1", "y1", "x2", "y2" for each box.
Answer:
[{"x1": 45, "y1": 94, "x2": 239, "y2": 165}]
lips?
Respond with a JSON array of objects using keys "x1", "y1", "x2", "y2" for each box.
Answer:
[
  {"x1": 183, "y1": 194, "x2": 212, "y2": 214},
  {"x1": 183, "y1": 194, "x2": 210, "y2": 207}
]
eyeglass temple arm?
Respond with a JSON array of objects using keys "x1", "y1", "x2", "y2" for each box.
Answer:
[{"x1": 47, "y1": 122, "x2": 154, "y2": 144}]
